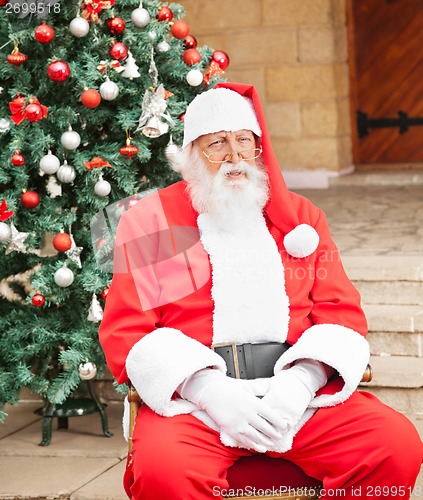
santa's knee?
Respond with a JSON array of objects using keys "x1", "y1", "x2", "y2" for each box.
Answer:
[{"x1": 366, "y1": 410, "x2": 422, "y2": 480}]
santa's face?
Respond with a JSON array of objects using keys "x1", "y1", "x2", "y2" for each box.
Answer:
[{"x1": 195, "y1": 129, "x2": 260, "y2": 183}]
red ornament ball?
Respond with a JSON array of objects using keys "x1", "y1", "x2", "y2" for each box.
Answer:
[
  {"x1": 119, "y1": 140, "x2": 139, "y2": 159},
  {"x1": 0, "y1": 0, "x2": 9, "y2": 5},
  {"x1": 109, "y1": 41, "x2": 128, "y2": 61},
  {"x1": 24, "y1": 103, "x2": 43, "y2": 122},
  {"x1": 179, "y1": 112, "x2": 185, "y2": 121},
  {"x1": 184, "y1": 35, "x2": 197, "y2": 49},
  {"x1": 53, "y1": 232, "x2": 72, "y2": 252},
  {"x1": 211, "y1": 50, "x2": 230, "y2": 70},
  {"x1": 21, "y1": 190, "x2": 40, "y2": 209},
  {"x1": 101, "y1": 287, "x2": 110, "y2": 300},
  {"x1": 107, "y1": 16, "x2": 126, "y2": 35},
  {"x1": 12, "y1": 152, "x2": 25, "y2": 166},
  {"x1": 157, "y1": 6, "x2": 173, "y2": 21},
  {"x1": 32, "y1": 293, "x2": 45, "y2": 307},
  {"x1": 35, "y1": 22, "x2": 55, "y2": 43},
  {"x1": 47, "y1": 60, "x2": 71, "y2": 82},
  {"x1": 81, "y1": 89, "x2": 101, "y2": 109},
  {"x1": 170, "y1": 20, "x2": 190, "y2": 39},
  {"x1": 182, "y1": 48, "x2": 201, "y2": 66}
]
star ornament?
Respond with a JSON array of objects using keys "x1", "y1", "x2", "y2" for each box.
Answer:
[
  {"x1": 5, "y1": 223, "x2": 29, "y2": 255},
  {"x1": 65, "y1": 235, "x2": 83, "y2": 268}
]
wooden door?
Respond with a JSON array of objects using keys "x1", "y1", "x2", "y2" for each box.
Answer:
[{"x1": 348, "y1": 0, "x2": 423, "y2": 164}]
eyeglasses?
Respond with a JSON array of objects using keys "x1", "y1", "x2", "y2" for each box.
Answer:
[{"x1": 202, "y1": 147, "x2": 263, "y2": 164}]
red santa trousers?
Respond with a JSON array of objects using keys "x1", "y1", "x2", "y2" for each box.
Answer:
[{"x1": 129, "y1": 391, "x2": 422, "y2": 500}]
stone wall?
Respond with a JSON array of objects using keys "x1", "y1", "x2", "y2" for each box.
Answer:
[{"x1": 182, "y1": 0, "x2": 352, "y2": 186}]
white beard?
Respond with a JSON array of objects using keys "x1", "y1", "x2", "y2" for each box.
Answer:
[{"x1": 174, "y1": 148, "x2": 269, "y2": 230}]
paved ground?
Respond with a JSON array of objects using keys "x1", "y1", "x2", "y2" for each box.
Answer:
[{"x1": 1, "y1": 172, "x2": 422, "y2": 499}]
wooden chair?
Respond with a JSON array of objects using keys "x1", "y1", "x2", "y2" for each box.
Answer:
[{"x1": 127, "y1": 365, "x2": 372, "y2": 500}]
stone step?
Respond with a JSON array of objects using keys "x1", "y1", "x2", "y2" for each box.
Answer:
[
  {"x1": 364, "y1": 304, "x2": 423, "y2": 333},
  {"x1": 368, "y1": 331, "x2": 422, "y2": 357},
  {"x1": 355, "y1": 281, "x2": 423, "y2": 305},
  {"x1": 343, "y1": 255, "x2": 423, "y2": 282}
]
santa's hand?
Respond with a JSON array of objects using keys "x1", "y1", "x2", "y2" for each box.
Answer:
[
  {"x1": 261, "y1": 359, "x2": 327, "y2": 428},
  {"x1": 179, "y1": 369, "x2": 286, "y2": 452}
]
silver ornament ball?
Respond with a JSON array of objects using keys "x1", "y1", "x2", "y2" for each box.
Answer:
[
  {"x1": 56, "y1": 162, "x2": 76, "y2": 184},
  {"x1": 39, "y1": 151, "x2": 60, "y2": 175},
  {"x1": 94, "y1": 179, "x2": 111, "y2": 197},
  {"x1": 155, "y1": 41, "x2": 171, "y2": 53},
  {"x1": 69, "y1": 17, "x2": 90, "y2": 37},
  {"x1": 78, "y1": 361, "x2": 97, "y2": 380},
  {"x1": 61, "y1": 129, "x2": 81, "y2": 150},
  {"x1": 131, "y1": 7, "x2": 150, "y2": 27},
  {"x1": 99, "y1": 78, "x2": 119, "y2": 101},
  {"x1": 54, "y1": 265, "x2": 74, "y2": 288},
  {"x1": 0, "y1": 222, "x2": 11, "y2": 243}
]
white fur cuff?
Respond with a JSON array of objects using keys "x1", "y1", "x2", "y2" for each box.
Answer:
[
  {"x1": 126, "y1": 328, "x2": 227, "y2": 416},
  {"x1": 274, "y1": 324, "x2": 370, "y2": 407}
]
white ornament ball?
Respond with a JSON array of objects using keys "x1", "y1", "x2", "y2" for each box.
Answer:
[
  {"x1": 61, "y1": 128, "x2": 81, "y2": 150},
  {"x1": 131, "y1": 7, "x2": 150, "y2": 27},
  {"x1": 186, "y1": 69, "x2": 204, "y2": 87},
  {"x1": 39, "y1": 151, "x2": 60, "y2": 175},
  {"x1": 0, "y1": 222, "x2": 11, "y2": 242},
  {"x1": 99, "y1": 78, "x2": 119, "y2": 101},
  {"x1": 155, "y1": 41, "x2": 170, "y2": 53},
  {"x1": 54, "y1": 265, "x2": 74, "y2": 288},
  {"x1": 148, "y1": 30, "x2": 157, "y2": 41},
  {"x1": 69, "y1": 17, "x2": 90, "y2": 37},
  {"x1": 94, "y1": 178, "x2": 111, "y2": 197},
  {"x1": 78, "y1": 361, "x2": 97, "y2": 380},
  {"x1": 57, "y1": 162, "x2": 76, "y2": 184}
]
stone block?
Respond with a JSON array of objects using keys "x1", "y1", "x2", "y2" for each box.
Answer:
[
  {"x1": 299, "y1": 26, "x2": 336, "y2": 64},
  {"x1": 183, "y1": 0, "x2": 261, "y2": 33},
  {"x1": 266, "y1": 65, "x2": 337, "y2": 101},
  {"x1": 302, "y1": 100, "x2": 338, "y2": 136},
  {"x1": 365, "y1": 355, "x2": 423, "y2": 389},
  {"x1": 330, "y1": 0, "x2": 347, "y2": 25},
  {"x1": 265, "y1": 101, "x2": 301, "y2": 138},
  {"x1": 225, "y1": 67, "x2": 266, "y2": 98},
  {"x1": 337, "y1": 97, "x2": 352, "y2": 135},
  {"x1": 337, "y1": 135, "x2": 353, "y2": 168},
  {"x1": 362, "y1": 386, "x2": 423, "y2": 414},
  {"x1": 333, "y1": 63, "x2": 350, "y2": 97},
  {"x1": 228, "y1": 28, "x2": 297, "y2": 67},
  {"x1": 263, "y1": 0, "x2": 332, "y2": 26},
  {"x1": 273, "y1": 137, "x2": 340, "y2": 170},
  {"x1": 367, "y1": 332, "x2": 423, "y2": 357}
]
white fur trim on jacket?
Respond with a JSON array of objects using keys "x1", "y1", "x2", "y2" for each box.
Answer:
[
  {"x1": 198, "y1": 212, "x2": 290, "y2": 345},
  {"x1": 126, "y1": 327, "x2": 227, "y2": 417},
  {"x1": 274, "y1": 324, "x2": 370, "y2": 408}
]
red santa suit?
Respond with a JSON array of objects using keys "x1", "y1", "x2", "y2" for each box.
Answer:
[{"x1": 99, "y1": 83, "x2": 422, "y2": 499}]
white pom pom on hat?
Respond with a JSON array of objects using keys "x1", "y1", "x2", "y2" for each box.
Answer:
[
  {"x1": 283, "y1": 224, "x2": 320, "y2": 258},
  {"x1": 182, "y1": 88, "x2": 262, "y2": 147}
]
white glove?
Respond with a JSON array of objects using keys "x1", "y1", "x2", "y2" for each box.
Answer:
[
  {"x1": 261, "y1": 359, "x2": 328, "y2": 428},
  {"x1": 178, "y1": 368, "x2": 287, "y2": 452}
]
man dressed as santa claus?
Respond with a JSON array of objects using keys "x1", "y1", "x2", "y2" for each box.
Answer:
[{"x1": 99, "y1": 83, "x2": 422, "y2": 499}]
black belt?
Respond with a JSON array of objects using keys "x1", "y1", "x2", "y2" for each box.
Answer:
[{"x1": 212, "y1": 342, "x2": 290, "y2": 380}]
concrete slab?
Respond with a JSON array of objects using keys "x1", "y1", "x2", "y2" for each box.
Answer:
[
  {"x1": 343, "y1": 255, "x2": 423, "y2": 281},
  {"x1": 0, "y1": 402, "x2": 127, "y2": 459},
  {"x1": 0, "y1": 403, "x2": 41, "y2": 440},
  {"x1": 71, "y1": 460, "x2": 128, "y2": 500},
  {"x1": 0, "y1": 456, "x2": 120, "y2": 499}
]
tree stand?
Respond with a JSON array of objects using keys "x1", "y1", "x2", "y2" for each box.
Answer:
[{"x1": 35, "y1": 380, "x2": 113, "y2": 446}]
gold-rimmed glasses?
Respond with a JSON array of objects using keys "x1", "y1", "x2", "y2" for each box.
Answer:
[{"x1": 202, "y1": 147, "x2": 262, "y2": 164}]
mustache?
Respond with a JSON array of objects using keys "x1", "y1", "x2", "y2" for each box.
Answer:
[{"x1": 218, "y1": 160, "x2": 254, "y2": 177}]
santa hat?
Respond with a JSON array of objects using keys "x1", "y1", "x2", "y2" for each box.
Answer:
[
  {"x1": 182, "y1": 82, "x2": 319, "y2": 258},
  {"x1": 182, "y1": 88, "x2": 262, "y2": 147}
]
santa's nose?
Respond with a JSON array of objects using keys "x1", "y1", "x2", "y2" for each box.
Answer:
[{"x1": 224, "y1": 151, "x2": 241, "y2": 164}]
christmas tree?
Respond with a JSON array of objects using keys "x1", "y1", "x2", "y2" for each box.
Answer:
[{"x1": 0, "y1": 0, "x2": 229, "y2": 423}]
